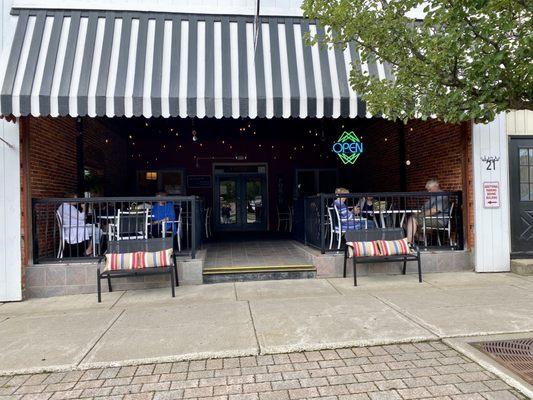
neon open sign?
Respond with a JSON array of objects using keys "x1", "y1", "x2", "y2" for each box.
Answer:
[{"x1": 332, "y1": 131, "x2": 364, "y2": 165}]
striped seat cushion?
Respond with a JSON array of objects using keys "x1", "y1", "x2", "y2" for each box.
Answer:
[
  {"x1": 104, "y1": 252, "x2": 139, "y2": 271},
  {"x1": 377, "y1": 238, "x2": 411, "y2": 256},
  {"x1": 137, "y1": 249, "x2": 173, "y2": 268},
  {"x1": 346, "y1": 241, "x2": 380, "y2": 257}
]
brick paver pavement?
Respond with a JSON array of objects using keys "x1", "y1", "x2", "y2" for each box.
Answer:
[{"x1": 0, "y1": 341, "x2": 527, "y2": 400}]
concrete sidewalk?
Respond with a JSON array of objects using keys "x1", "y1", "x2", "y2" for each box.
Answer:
[{"x1": 0, "y1": 272, "x2": 532, "y2": 376}]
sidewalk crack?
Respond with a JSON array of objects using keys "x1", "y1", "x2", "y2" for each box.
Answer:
[
  {"x1": 246, "y1": 301, "x2": 261, "y2": 355},
  {"x1": 77, "y1": 308, "x2": 125, "y2": 367},
  {"x1": 325, "y1": 279, "x2": 344, "y2": 295},
  {"x1": 109, "y1": 291, "x2": 127, "y2": 310},
  {"x1": 370, "y1": 293, "x2": 442, "y2": 339}
]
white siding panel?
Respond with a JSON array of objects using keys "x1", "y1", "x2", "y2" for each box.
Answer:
[
  {"x1": 472, "y1": 113, "x2": 511, "y2": 272},
  {"x1": 0, "y1": 2, "x2": 22, "y2": 301},
  {"x1": 506, "y1": 110, "x2": 533, "y2": 136}
]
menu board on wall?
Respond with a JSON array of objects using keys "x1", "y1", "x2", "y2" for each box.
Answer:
[{"x1": 187, "y1": 175, "x2": 212, "y2": 189}]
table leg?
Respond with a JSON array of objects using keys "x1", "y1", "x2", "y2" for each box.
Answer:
[{"x1": 380, "y1": 213, "x2": 385, "y2": 228}]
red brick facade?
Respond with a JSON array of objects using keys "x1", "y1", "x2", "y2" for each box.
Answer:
[
  {"x1": 19, "y1": 116, "x2": 127, "y2": 283},
  {"x1": 19, "y1": 116, "x2": 474, "y2": 288}
]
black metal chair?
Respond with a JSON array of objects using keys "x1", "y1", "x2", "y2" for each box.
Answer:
[
  {"x1": 343, "y1": 228, "x2": 421, "y2": 286},
  {"x1": 97, "y1": 237, "x2": 178, "y2": 302}
]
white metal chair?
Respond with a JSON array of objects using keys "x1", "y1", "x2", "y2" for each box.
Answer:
[
  {"x1": 327, "y1": 206, "x2": 342, "y2": 250},
  {"x1": 277, "y1": 205, "x2": 292, "y2": 232},
  {"x1": 332, "y1": 204, "x2": 368, "y2": 250},
  {"x1": 116, "y1": 209, "x2": 149, "y2": 240},
  {"x1": 161, "y1": 212, "x2": 182, "y2": 252},
  {"x1": 205, "y1": 207, "x2": 212, "y2": 238},
  {"x1": 423, "y1": 202, "x2": 454, "y2": 247},
  {"x1": 56, "y1": 210, "x2": 64, "y2": 259}
]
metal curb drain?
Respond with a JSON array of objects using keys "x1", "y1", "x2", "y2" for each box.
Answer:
[{"x1": 473, "y1": 338, "x2": 533, "y2": 384}]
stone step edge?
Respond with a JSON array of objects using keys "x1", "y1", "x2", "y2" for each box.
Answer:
[{"x1": 203, "y1": 264, "x2": 316, "y2": 275}]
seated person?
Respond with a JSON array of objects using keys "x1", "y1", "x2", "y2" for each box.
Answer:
[
  {"x1": 333, "y1": 188, "x2": 366, "y2": 231},
  {"x1": 151, "y1": 192, "x2": 177, "y2": 237},
  {"x1": 357, "y1": 195, "x2": 376, "y2": 229},
  {"x1": 406, "y1": 179, "x2": 449, "y2": 243},
  {"x1": 57, "y1": 193, "x2": 102, "y2": 256}
]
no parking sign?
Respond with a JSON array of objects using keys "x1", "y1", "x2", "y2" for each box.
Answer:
[{"x1": 483, "y1": 181, "x2": 500, "y2": 208}]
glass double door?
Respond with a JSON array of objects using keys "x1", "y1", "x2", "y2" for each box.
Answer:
[{"x1": 215, "y1": 174, "x2": 267, "y2": 231}]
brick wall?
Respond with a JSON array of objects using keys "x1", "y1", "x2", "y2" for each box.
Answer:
[
  {"x1": 83, "y1": 118, "x2": 128, "y2": 196},
  {"x1": 404, "y1": 120, "x2": 466, "y2": 191},
  {"x1": 353, "y1": 119, "x2": 402, "y2": 192},
  {"x1": 20, "y1": 116, "x2": 127, "y2": 278}
]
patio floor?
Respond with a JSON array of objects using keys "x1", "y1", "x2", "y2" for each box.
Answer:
[
  {"x1": 0, "y1": 271, "x2": 532, "y2": 378},
  {"x1": 203, "y1": 238, "x2": 311, "y2": 269}
]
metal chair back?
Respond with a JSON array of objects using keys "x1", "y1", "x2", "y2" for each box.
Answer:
[{"x1": 116, "y1": 209, "x2": 149, "y2": 240}]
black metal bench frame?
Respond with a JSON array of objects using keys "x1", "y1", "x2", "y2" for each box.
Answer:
[
  {"x1": 343, "y1": 228, "x2": 421, "y2": 286},
  {"x1": 97, "y1": 237, "x2": 178, "y2": 302}
]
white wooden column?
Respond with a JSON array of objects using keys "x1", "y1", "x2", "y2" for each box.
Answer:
[
  {"x1": 0, "y1": 0, "x2": 22, "y2": 301},
  {"x1": 472, "y1": 113, "x2": 511, "y2": 272}
]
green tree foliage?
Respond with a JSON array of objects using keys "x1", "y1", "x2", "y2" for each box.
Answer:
[{"x1": 302, "y1": 0, "x2": 532, "y2": 123}]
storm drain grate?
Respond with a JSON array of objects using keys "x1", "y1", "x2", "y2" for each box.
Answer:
[{"x1": 473, "y1": 338, "x2": 533, "y2": 384}]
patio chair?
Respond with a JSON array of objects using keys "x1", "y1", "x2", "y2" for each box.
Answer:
[
  {"x1": 97, "y1": 237, "x2": 178, "y2": 302},
  {"x1": 332, "y1": 204, "x2": 368, "y2": 250},
  {"x1": 55, "y1": 210, "x2": 64, "y2": 259},
  {"x1": 422, "y1": 202, "x2": 454, "y2": 247},
  {"x1": 327, "y1": 206, "x2": 341, "y2": 250},
  {"x1": 160, "y1": 211, "x2": 182, "y2": 252},
  {"x1": 277, "y1": 205, "x2": 292, "y2": 232},
  {"x1": 205, "y1": 207, "x2": 212, "y2": 238},
  {"x1": 116, "y1": 209, "x2": 149, "y2": 240}
]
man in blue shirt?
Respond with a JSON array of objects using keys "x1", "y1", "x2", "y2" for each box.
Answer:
[
  {"x1": 333, "y1": 188, "x2": 365, "y2": 232},
  {"x1": 151, "y1": 192, "x2": 177, "y2": 237}
]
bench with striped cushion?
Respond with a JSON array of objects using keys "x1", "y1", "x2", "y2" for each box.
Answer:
[
  {"x1": 343, "y1": 228, "x2": 421, "y2": 286},
  {"x1": 97, "y1": 238, "x2": 178, "y2": 302}
]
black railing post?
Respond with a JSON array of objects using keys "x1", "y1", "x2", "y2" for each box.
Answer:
[
  {"x1": 303, "y1": 197, "x2": 308, "y2": 246},
  {"x1": 32, "y1": 199, "x2": 39, "y2": 263},
  {"x1": 457, "y1": 191, "x2": 464, "y2": 250},
  {"x1": 191, "y1": 197, "x2": 197, "y2": 259},
  {"x1": 320, "y1": 193, "x2": 326, "y2": 254}
]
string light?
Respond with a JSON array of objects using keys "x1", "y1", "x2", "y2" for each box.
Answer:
[{"x1": 128, "y1": 134, "x2": 133, "y2": 139}]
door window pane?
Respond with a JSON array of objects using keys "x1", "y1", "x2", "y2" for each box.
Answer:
[
  {"x1": 219, "y1": 180, "x2": 237, "y2": 224},
  {"x1": 520, "y1": 166, "x2": 529, "y2": 182},
  {"x1": 521, "y1": 184, "x2": 530, "y2": 201},
  {"x1": 246, "y1": 179, "x2": 263, "y2": 224},
  {"x1": 520, "y1": 149, "x2": 528, "y2": 165}
]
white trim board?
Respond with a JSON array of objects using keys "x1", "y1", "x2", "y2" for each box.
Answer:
[{"x1": 472, "y1": 114, "x2": 511, "y2": 272}]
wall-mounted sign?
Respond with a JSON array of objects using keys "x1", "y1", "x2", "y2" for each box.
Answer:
[
  {"x1": 332, "y1": 131, "x2": 364, "y2": 165},
  {"x1": 481, "y1": 155, "x2": 500, "y2": 171},
  {"x1": 187, "y1": 175, "x2": 212, "y2": 188},
  {"x1": 483, "y1": 181, "x2": 500, "y2": 208}
]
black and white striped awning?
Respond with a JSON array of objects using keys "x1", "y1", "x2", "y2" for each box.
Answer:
[{"x1": 0, "y1": 9, "x2": 392, "y2": 119}]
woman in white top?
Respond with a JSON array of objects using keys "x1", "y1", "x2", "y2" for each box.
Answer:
[{"x1": 57, "y1": 193, "x2": 102, "y2": 256}]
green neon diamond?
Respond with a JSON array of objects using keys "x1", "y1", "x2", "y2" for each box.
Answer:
[{"x1": 333, "y1": 131, "x2": 363, "y2": 165}]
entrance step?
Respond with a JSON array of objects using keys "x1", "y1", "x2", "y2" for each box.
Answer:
[
  {"x1": 511, "y1": 259, "x2": 533, "y2": 275},
  {"x1": 203, "y1": 264, "x2": 316, "y2": 283}
]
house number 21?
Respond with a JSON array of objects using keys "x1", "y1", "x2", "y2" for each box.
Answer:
[{"x1": 481, "y1": 156, "x2": 500, "y2": 171}]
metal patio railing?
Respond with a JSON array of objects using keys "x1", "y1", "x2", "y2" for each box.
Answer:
[
  {"x1": 303, "y1": 192, "x2": 464, "y2": 253},
  {"x1": 32, "y1": 196, "x2": 203, "y2": 263}
]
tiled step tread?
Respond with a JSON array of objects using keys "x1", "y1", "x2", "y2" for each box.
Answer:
[{"x1": 203, "y1": 264, "x2": 315, "y2": 275}]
